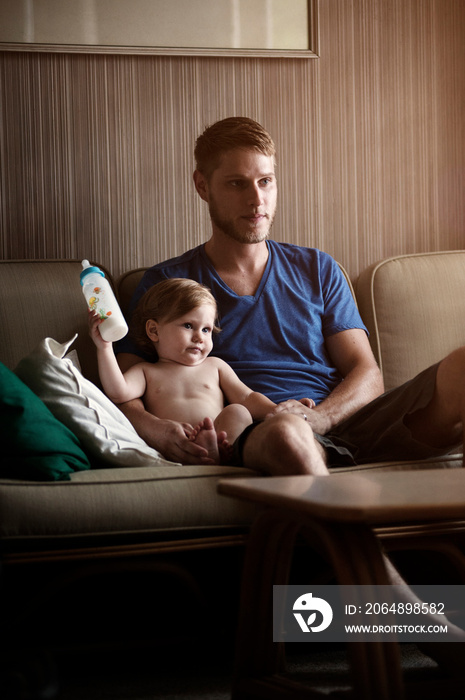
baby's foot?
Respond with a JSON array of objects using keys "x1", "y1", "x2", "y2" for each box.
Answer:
[{"x1": 190, "y1": 417, "x2": 220, "y2": 463}]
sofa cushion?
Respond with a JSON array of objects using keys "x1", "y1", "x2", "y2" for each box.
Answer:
[
  {"x1": 15, "y1": 336, "x2": 177, "y2": 469},
  {"x1": 0, "y1": 260, "x2": 109, "y2": 386},
  {"x1": 1, "y1": 456, "x2": 461, "y2": 545},
  {"x1": 0, "y1": 361, "x2": 90, "y2": 481},
  {"x1": 355, "y1": 251, "x2": 465, "y2": 391},
  {"x1": 0, "y1": 463, "x2": 258, "y2": 543}
]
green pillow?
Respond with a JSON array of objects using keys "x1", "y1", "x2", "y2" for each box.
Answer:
[{"x1": 0, "y1": 362, "x2": 90, "y2": 481}]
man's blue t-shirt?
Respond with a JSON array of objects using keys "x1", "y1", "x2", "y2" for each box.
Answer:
[{"x1": 116, "y1": 241, "x2": 367, "y2": 405}]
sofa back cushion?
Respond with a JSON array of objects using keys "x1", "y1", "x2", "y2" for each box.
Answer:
[
  {"x1": 0, "y1": 260, "x2": 113, "y2": 386},
  {"x1": 355, "y1": 251, "x2": 465, "y2": 391},
  {"x1": 117, "y1": 267, "x2": 148, "y2": 316}
]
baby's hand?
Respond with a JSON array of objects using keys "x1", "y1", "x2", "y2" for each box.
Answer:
[
  {"x1": 299, "y1": 397, "x2": 316, "y2": 409},
  {"x1": 87, "y1": 308, "x2": 110, "y2": 349}
]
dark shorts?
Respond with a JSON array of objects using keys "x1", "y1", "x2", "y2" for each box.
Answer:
[
  {"x1": 230, "y1": 421, "x2": 261, "y2": 468},
  {"x1": 231, "y1": 363, "x2": 460, "y2": 469}
]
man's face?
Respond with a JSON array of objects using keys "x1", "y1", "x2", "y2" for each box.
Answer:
[{"x1": 199, "y1": 149, "x2": 277, "y2": 244}]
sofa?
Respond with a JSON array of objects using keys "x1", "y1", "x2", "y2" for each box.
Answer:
[{"x1": 1, "y1": 252, "x2": 464, "y2": 657}]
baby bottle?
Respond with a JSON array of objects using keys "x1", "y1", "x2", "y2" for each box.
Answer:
[{"x1": 80, "y1": 260, "x2": 128, "y2": 342}]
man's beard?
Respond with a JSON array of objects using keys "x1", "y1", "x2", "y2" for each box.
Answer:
[{"x1": 208, "y1": 200, "x2": 275, "y2": 244}]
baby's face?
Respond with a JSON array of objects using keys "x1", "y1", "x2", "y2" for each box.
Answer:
[{"x1": 150, "y1": 304, "x2": 217, "y2": 366}]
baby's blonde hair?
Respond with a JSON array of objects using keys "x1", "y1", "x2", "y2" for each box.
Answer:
[{"x1": 131, "y1": 278, "x2": 220, "y2": 356}]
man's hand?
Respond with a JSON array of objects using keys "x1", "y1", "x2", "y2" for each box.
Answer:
[
  {"x1": 156, "y1": 418, "x2": 216, "y2": 464},
  {"x1": 266, "y1": 398, "x2": 330, "y2": 434},
  {"x1": 267, "y1": 330, "x2": 384, "y2": 437},
  {"x1": 117, "y1": 397, "x2": 215, "y2": 464}
]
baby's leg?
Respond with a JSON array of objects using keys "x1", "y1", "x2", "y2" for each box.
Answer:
[
  {"x1": 214, "y1": 404, "x2": 253, "y2": 464},
  {"x1": 190, "y1": 406, "x2": 253, "y2": 465},
  {"x1": 215, "y1": 404, "x2": 253, "y2": 441}
]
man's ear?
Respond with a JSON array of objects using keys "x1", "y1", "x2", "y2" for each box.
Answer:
[
  {"x1": 146, "y1": 319, "x2": 159, "y2": 342},
  {"x1": 193, "y1": 169, "x2": 209, "y2": 203}
]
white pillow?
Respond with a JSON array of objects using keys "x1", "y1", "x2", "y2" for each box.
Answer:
[{"x1": 15, "y1": 335, "x2": 179, "y2": 468}]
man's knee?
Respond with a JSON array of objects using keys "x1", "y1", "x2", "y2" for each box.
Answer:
[
  {"x1": 407, "y1": 349, "x2": 465, "y2": 448},
  {"x1": 437, "y1": 347, "x2": 465, "y2": 402},
  {"x1": 246, "y1": 413, "x2": 308, "y2": 447},
  {"x1": 442, "y1": 346, "x2": 465, "y2": 369},
  {"x1": 241, "y1": 413, "x2": 327, "y2": 475}
]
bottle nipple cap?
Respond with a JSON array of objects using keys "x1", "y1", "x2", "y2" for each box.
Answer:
[{"x1": 80, "y1": 259, "x2": 105, "y2": 284}]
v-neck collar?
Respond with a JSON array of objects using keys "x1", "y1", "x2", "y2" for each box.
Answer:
[{"x1": 200, "y1": 241, "x2": 272, "y2": 301}]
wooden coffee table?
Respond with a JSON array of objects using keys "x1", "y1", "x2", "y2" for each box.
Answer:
[{"x1": 218, "y1": 468, "x2": 465, "y2": 700}]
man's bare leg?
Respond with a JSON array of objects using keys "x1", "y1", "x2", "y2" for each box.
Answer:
[
  {"x1": 385, "y1": 349, "x2": 465, "y2": 670},
  {"x1": 385, "y1": 558, "x2": 465, "y2": 674},
  {"x1": 243, "y1": 412, "x2": 465, "y2": 673},
  {"x1": 242, "y1": 413, "x2": 329, "y2": 476},
  {"x1": 404, "y1": 348, "x2": 465, "y2": 452}
]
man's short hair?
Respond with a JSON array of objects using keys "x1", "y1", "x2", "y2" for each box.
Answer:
[{"x1": 194, "y1": 117, "x2": 276, "y2": 179}]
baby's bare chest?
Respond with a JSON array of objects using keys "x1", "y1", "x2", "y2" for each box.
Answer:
[{"x1": 145, "y1": 362, "x2": 222, "y2": 401}]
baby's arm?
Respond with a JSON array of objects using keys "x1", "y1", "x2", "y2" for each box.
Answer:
[
  {"x1": 216, "y1": 358, "x2": 276, "y2": 420},
  {"x1": 88, "y1": 310, "x2": 147, "y2": 404}
]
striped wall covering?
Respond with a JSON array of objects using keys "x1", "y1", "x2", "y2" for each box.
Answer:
[{"x1": 1, "y1": 0, "x2": 464, "y2": 280}]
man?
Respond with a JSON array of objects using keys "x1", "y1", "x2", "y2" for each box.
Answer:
[
  {"x1": 116, "y1": 117, "x2": 465, "y2": 669},
  {"x1": 116, "y1": 116, "x2": 464, "y2": 476}
]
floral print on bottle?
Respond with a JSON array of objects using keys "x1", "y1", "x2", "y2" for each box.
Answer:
[{"x1": 88, "y1": 287, "x2": 112, "y2": 321}]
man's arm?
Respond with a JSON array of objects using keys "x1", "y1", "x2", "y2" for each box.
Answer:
[
  {"x1": 269, "y1": 329, "x2": 384, "y2": 435},
  {"x1": 116, "y1": 353, "x2": 212, "y2": 464}
]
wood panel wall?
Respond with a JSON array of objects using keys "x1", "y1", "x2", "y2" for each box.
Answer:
[{"x1": 1, "y1": 0, "x2": 464, "y2": 280}]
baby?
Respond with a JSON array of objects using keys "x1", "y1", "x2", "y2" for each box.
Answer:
[{"x1": 88, "y1": 277, "x2": 278, "y2": 464}]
